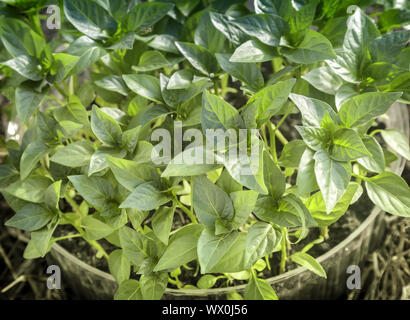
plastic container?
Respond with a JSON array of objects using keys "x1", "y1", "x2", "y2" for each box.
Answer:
[{"x1": 45, "y1": 103, "x2": 409, "y2": 299}]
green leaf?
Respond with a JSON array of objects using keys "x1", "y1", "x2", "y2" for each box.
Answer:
[
  {"x1": 94, "y1": 75, "x2": 128, "y2": 96},
  {"x1": 162, "y1": 146, "x2": 223, "y2": 177},
  {"x1": 290, "y1": 252, "x2": 327, "y2": 278},
  {"x1": 15, "y1": 86, "x2": 45, "y2": 123},
  {"x1": 124, "y1": 2, "x2": 174, "y2": 33},
  {"x1": 119, "y1": 181, "x2": 171, "y2": 211},
  {"x1": 82, "y1": 215, "x2": 114, "y2": 240},
  {"x1": 51, "y1": 141, "x2": 95, "y2": 168},
  {"x1": 263, "y1": 150, "x2": 285, "y2": 199},
  {"x1": 209, "y1": 12, "x2": 249, "y2": 46},
  {"x1": 88, "y1": 147, "x2": 126, "y2": 176},
  {"x1": 245, "y1": 222, "x2": 281, "y2": 268},
  {"x1": 330, "y1": 128, "x2": 369, "y2": 161},
  {"x1": 63, "y1": 0, "x2": 117, "y2": 40},
  {"x1": 342, "y1": 8, "x2": 380, "y2": 58},
  {"x1": 114, "y1": 280, "x2": 142, "y2": 300},
  {"x1": 122, "y1": 74, "x2": 163, "y2": 103},
  {"x1": 295, "y1": 126, "x2": 330, "y2": 151},
  {"x1": 193, "y1": 175, "x2": 234, "y2": 228},
  {"x1": 68, "y1": 175, "x2": 113, "y2": 208},
  {"x1": 307, "y1": 182, "x2": 362, "y2": 227},
  {"x1": 278, "y1": 140, "x2": 306, "y2": 168},
  {"x1": 338, "y1": 92, "x2": 402, "y2": 128},
  {"x1": 28, "y1": 218, "x2": 59, "y2": 258},
  {"x1": 282, "y1": 30, "x2": 336, "y2": 64},
  {"x1": 44, "y1": 180, "x2": 62, "y2": 213},
  {"x1": 0, "y1": 165, "x2": 19, "y2": 187},
  {"x1": 0, "y1": 17, "x2": 46, "y2": 58},
  {"x1": 289, "y1": 93, "x2": 338, "y2": 127},
  {"x1": 380, "y1": 129, "x2": 410, "y2": 161},
  {"x1": 357, "y1": 136, "x2": 385, "y2": 173},
  {"x1": 134, "y1": 51, "x2": 182, "y2": 73},
  {"x1": 230, "y1": 40, "x2": 278, "y2": 63},
  {"x1": 232, "y1": 13, "x2": 288, "y2": 46},
  {"x1": 370, "y1": 30, "x2": 410, "y2": 63},
  {"x1": 197, "y1": 274, "x2": 219, "y2": 289},
  {"x1": 194, "y1": 12, "x2": 227, "y2": 54},
  {"x1": 365, "y1": 172, "x2": 410, "y2": 217},
  {"x1": 5, "y1": 204, "x2": 54, "y2": 231},
  {"x1": 197, "y1": 228, "x2": 246, "y2": 273},
  {"x1": 230, "y1": 190, "x2": 259, "y2": 229},
  {"x1": 175, "y1": 41, "x2": 218, "y2": 76},
  {"x1": 216, "y1": 169, "x2": 242, "y2": 194},
  {"x1": 244, "y1": 78, "x2": 296, "y2": 127},
  {"x1": 201, "y1": 90, "x2": 244, "y2": 131},
  {"x1": 119, "y1": 226, "x2": 149, "y2": 266},
  {"x1": 326, "y1": 50, "x2": 360, "y2": 83},
  {"x1": 215, "y1": 53, "x2": 264, "y2": 92},
  {"x1": 175, "y1": 0, "x2": 199, "y2": 16},
  {"x1": 91, "y1": 105, "x2": 122, "y2": 147},
  {"x1": 107, "y1": 156, "x2": 154, "y2": 191},
  {"x1": 108, "y1": 249, "x2": 131, "y2": 284},
  {"x1": 19, "y1": 141, "x2": 49, "y2": 180},
  {"x1": 302, "y1": 66, "x2": 344, "y2": 95},
  {"x1": 139, "y1": 272, "x2": 168, "y2": 300},
  {"x1": 244, "y1": 274, "x2": 278, "y2": 300},
  {"x1": 223, "y1": 139, "x2": 267, "y2": 194},
  {"x1": 154, "y1": 224, "x2": 204, "y2": 271},
  {"x1": 1, "y1": 55, "x2": 43, "y2": 81},
  {"x1": 5, "y1": 176, "x2": 52, "y2": 203},
  {"x1": 152, "y1": 206, "x2": 175, "y2": 245},
  {"x1": 314, "y1": 150, "x2": 351, "y2": 213}
]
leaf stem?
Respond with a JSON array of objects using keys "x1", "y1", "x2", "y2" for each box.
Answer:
[
  {"x1": 176, "y1": 198, "x2": 198, "y2": 224},
  {"x1": 267, "y1": 121, "x2": 277, "y2": 162},
  {"x1": 52, "y1": 233, "x2": 82, "y2": 243},
  {"x1": 279, "y1": 228, "x2": 288, "y2": 274}
]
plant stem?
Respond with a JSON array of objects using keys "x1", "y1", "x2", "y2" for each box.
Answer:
[
  {"x1": 213, "y1": 79, "x2": 219, "y2": 95},
  {"x1": 268, "y1": 121, "x2": 288, "y2": 145},
  {"x1": 176, "y1": 199, "x2": 198, "y2": 224},
  {"x1": 320, "y1": 227, "x2": 329, "y2": 240},
  {"x1": 53, "y1": 83, "x2": 68, "y2": 99},
  {"x1": 267, "y1": 121, "x2": 277, "y2": 162},
  {"x1": 265, "y1": 255, "x2": 271, "y2": 271},
  {"x1": 279, "y1": 228, "x2": 288, "y2": 274},
  {"x1": 52, "y1": 233, "x2": 82, "y2": 242}
]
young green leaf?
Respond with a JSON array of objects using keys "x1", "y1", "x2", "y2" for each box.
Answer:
[
  {"x1": 51, "y1": 141, "x2": 95, "y2": 168},
  {"x1": 245, "y1": 222, "x2": 281, "y2": 268},
  {"x1": 175, "y1": 42, "x2": 218, "y2": 76},
  {"x1": 139, "y1": 272, "x2": 168, "y2": 300},
  {"x1": 330, "y1": 128, "x2": 370, "y2": 161},
  {"x1": 338, "y1": 92, "x2": 402, "y2": 128},
  {"x1": 5, "y1": 204, "x2": 54, "y2": 231},
  {"x1": 314, "y1": 150, "x2": 351, "y2": 213},
  {"x1": 91, "y1": 106, "x2": 122, "y2": 147},
  {"x1": 63, "y1": 0, "x2": 117, "y2": 40},
  {"x1": 230, "y1": 40, "x2": 278, "y2": 63},
  {"x1": 152, "y1": 206, "x2": 175, "y2": 245},
  {"x1": 114, "y1": 279, "x2": 142, "y2": 300},
  {"x1": 244, "y1": 274, "x2": 278, "y2": 300},
  {"x1": 19, "y1": 141, "x2": 49, "y2": 180},
  {"x1": 290, "y1": 251, "x2": 327, "y2": 278},
  {"x1": 193, "y1": 175, "x2": 234, "y2": 228},
  {"x1": 197, "y1": 228, "x2": 246, "y2": 273},
  {"x1": 154, "y1": 224, "x2": 204, "y2": 271},
  {"x1": 123, "y1": 74, "x2": 163, "y2": 104},
  {"x1": 356, "y1": 136, "x2": 385, "y2": 173},
  {"x1": 365, "y1": 172, "x2": 410, "y2": 217},
  {"x1": 68, "y1": 175, "x2": 113, "y2": 208},
  {"x1": 380, "y1": 129, "x2": 410, "y2": 161},
  {"x1": 119, "y1": 181, "x2": 171, "y2": 211},
  {"x1": 108, "y1": 249, "x2": 131, "y2": 284}
]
